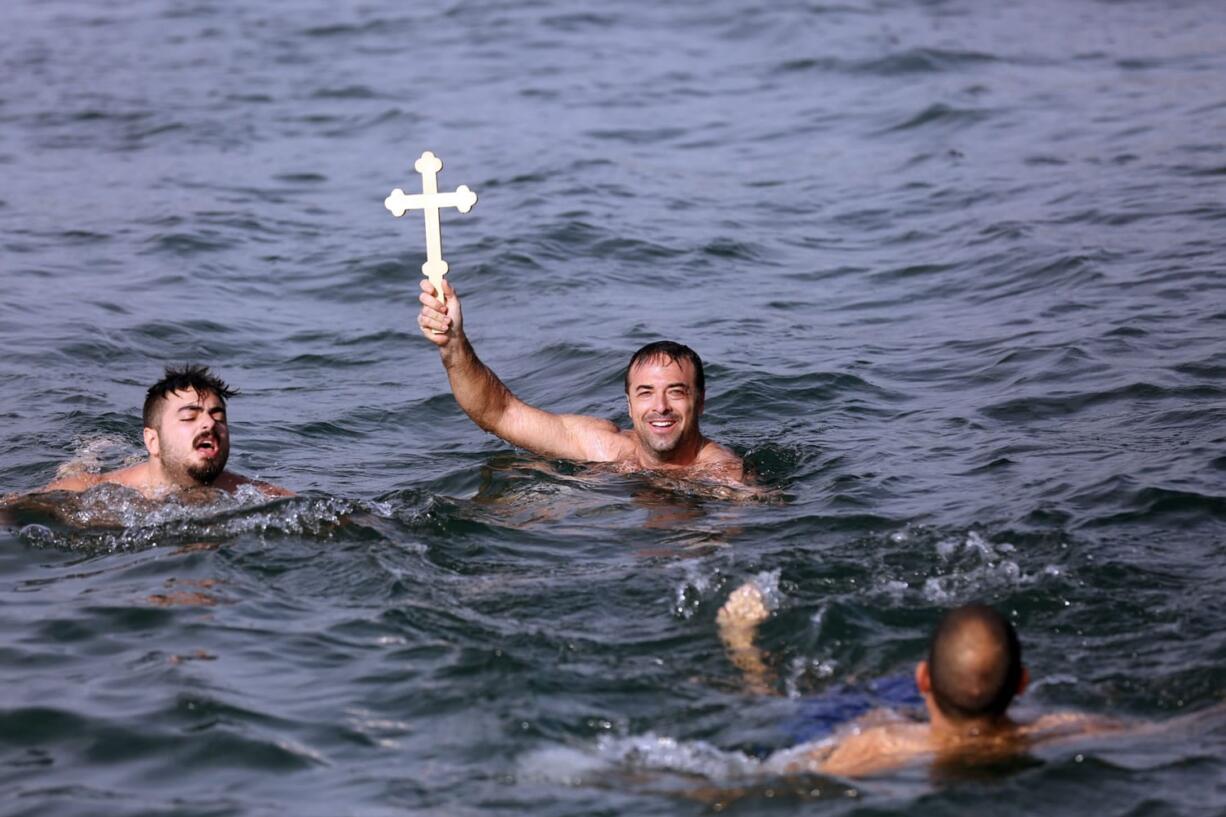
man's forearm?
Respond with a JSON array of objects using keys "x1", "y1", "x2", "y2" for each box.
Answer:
[{"x1": 440, "y1": 336, "x2": 516, "y2": 433}]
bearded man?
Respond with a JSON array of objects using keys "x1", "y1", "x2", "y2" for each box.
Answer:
[{"x1": 40, "y1": 365, "x2": 290, "y2": 498}]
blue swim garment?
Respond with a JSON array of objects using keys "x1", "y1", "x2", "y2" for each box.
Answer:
[{"x1": 784, "y1": 674, "x2": 925, "y2": 745}]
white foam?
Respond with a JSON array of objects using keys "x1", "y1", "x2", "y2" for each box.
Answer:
[
  {"x1": 751, "y1": 568, "x2": 784, "y2": 611},
  {"x1": 53, "y1": 432, "x2": 142, "y2": 480},
  {"x1": 516, "y1": 744, "x2": 614, "y2": 786},
  {"x1": 595, "y1": 733, "x2": 763, "y2": 779},
  {"x1": 672, "y1": 561, "x2": 716, "y2": 619},
  {"x1": 871, "y1": 529, "x2": 1048, "y2": 604}
]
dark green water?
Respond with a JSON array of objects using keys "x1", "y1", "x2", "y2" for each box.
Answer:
[{"x1": 2, "y1": 0, "x2": 1224, "y2": 814}]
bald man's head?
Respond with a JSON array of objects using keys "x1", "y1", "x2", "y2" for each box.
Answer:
[{"x1": 927, "y1": 604, "x2": 1023, "y2": 722}]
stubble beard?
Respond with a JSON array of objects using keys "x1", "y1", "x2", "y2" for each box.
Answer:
[
  {"x1": 185, "y1": 451, "x2": 228, "y2": 485},
  {"x1": 636, "y1": 420, "x2": 695, "y2": 460},
  {"x1": 164, "y1": 440, "x2": 229, "y2": 487},
  {"x1": 642, "y1": 432, "x2": 678, "y2": 455}
]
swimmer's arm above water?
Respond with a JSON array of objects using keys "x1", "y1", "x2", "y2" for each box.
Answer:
[
  {"x1": 717, "y1": 580, "x2": 775, "y2": 695},
  {"x1": 418, "y1": 279, "x2": 626, "y2": 462}
]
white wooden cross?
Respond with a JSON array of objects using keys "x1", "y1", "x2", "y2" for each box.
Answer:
[{"x1": 385, "y1": 150, "x2": 478, "y2": 309}]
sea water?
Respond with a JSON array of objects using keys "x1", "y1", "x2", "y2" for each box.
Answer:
[{"x1": 1, "y1": 0, "x2": 1224, "y2": 814}]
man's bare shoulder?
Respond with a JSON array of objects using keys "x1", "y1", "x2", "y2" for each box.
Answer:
[
  {"x1": 695, "y1": 440, "x2": 745, "y2": 478},
  {"x1": 811, "y1": 721, "x2": 930, "y2": 777},
  {"x1": 696, "y1": 439, "x2": 741, "y2": 466},
  {"x1": 671, "y1": 440, "x2": 757, "y2": 492},
  {"x1": 41, "y1": 463, "x2": 148, "y2": 493}
]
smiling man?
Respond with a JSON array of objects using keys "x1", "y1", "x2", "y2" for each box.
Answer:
[
  {"x1": 40, "y1": 365, "x2": 291, "y2": 498},
  {"x1": 417, "y1": 279, "x2": 744, "y2": 483}
]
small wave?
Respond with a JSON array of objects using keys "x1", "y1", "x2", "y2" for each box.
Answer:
[
  {"x1": 55, "y1": 229, "x2": 113, "y2": 245},
  {"x1": 700, "y1": 237, "x2": 766, "y2": 262},
  {"x1": 542, "y1": 12, "x2": 620, "y2": 31},
  {"x1": 860, "y1": 48, "x2": 1000, "y2": 76},
  {"x1": 299, "y1": 19, "x2": 412, "y2": 38},
  {"x1": 311, "y1": 85, "x2": 379, "y2": 100},
  {"x1": 980, "y1": 381, "x2": 1221, "y2": 422},
  {"x1": 723, "y1": 371, "x2": 908, "y2": 423},
  {"x1": 271, "y1": 172, "x2": 327, "y2": 184},
  {"x1": 1082, "y1": 485, "x2": 1226, "y2": 528},
  {"x1": 773, "y1": 48, "x2": 999, "y2": 77},
  {"x1": 0, "y1": 703, "x2": 324, "y2": 772},
  {"x1": 141, "y1": 231, "x2": 235, "y2": 256},
  {"x1": 880, "y1": 103, "x2": 992, "y2": 134},
  {"x1": 526, "y1": 216, "x2": 690, "y2": 273},
  {"x1": 585, "y1": 126, "x2": 688, "y2": 145}
]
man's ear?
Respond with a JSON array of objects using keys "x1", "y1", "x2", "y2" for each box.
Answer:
[
  {"x1": 916, "y1": 660, "x2": 932, "y2": 694},
  {"x1": 1016, "y1": 666, "x2": 1030, "y2": 698},
  {"x1": 143, "y1": 426, "x2": 160, "y2": 458}
]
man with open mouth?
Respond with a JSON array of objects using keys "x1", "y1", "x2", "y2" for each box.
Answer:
[
  {"x1": 417, "y1": 278, "x2": 746, "y2": 485},
  {"x1": 38, "y1": 364, "x2": 291, "y2": 498}
]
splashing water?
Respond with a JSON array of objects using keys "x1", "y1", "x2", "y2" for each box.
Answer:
[{"x1": 10, "y1": 482, "x2": 381, "y2": 553}]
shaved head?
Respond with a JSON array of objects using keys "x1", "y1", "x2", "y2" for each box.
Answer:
[{"x1": 928, "y1": 604, "x2": 1023, "y2": 721}]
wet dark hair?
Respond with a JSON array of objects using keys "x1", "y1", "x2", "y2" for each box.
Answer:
[
  {"x1": 623, "y1": 341, "x2": 705, "y2": 396},
  {"x1": 142, "y1": 364, "x2": 237, "y2": 429},
  {"x1": 928, "y1": 604, "x2": 1023, "y2": 721}
]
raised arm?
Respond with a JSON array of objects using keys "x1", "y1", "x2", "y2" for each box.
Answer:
[{"x1": 417, "y1": 278, "x2": 626, "y2": 462}]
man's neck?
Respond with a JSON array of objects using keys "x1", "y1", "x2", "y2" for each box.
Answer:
[
  {"x1": 635, "y1": 435, "x2": 707, "y2": 470},
  {"x1": 929, "y1": 710, "x2": 1017, "y2": 744}
]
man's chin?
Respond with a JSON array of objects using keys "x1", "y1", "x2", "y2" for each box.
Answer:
[
  {"x1": 186, "y1": 457, "x2": 228, "y2": 485},
  {"x1": 637, "y1": 431, "x2": 683, "y2": 457}
]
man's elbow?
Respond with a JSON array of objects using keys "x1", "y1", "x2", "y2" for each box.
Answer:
[{"x1": 460, "y1": 393, "x2": 513, "y2": 437}]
